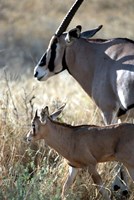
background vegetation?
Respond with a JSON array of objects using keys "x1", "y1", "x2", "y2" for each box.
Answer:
[{"x1": 0, "y1": 0, "x2": 134, "y2": 199}]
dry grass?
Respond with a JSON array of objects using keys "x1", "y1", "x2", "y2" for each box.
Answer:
[
  {"x1": 0, "y1": 73, "x2": 102, "y2": 200},
  {"x1": 0, "y1": 0, "x2": 134, "y2": 199},
  {"x1": 0, "y1": 73, "x2": 134, "y2": 199}
]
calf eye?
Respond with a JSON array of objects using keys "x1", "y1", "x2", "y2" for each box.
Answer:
[{"x1": 32, "y1": 123, "x2": 36, "y2": 135}]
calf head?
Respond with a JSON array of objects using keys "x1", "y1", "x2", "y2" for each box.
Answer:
[{"x1": 25, "y1": 104, "x2": 65, "y2": 142}]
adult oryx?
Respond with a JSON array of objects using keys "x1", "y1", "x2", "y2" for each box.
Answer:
[
  {"x1": 34, "y1": 1, "x2": 134, "y2": 125},
  {"x1": 34, "y1": 0, "x2": 134, "y2": 198}
]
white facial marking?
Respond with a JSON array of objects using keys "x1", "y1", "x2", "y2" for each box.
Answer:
[{"x1": 34, "y1": 65, "x2": 51, "y2": 81}]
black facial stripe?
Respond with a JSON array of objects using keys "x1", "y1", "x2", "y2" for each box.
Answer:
[
  {"x1": 62, "y1": 50, "x2": 71, "y2": 74},
  {"x1": 48, "y1": 38, "x2": 58, "y2": 72},
  {"x1": 39, "y1": 53, "x2": 47, "y2": 67}
]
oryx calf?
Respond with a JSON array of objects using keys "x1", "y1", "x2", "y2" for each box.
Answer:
[{"x1": 26, "y1": 106, "x2": 134, "y2": 200}]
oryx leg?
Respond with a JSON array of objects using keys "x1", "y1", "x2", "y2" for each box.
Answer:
[
  {"x1": 88, "y1": 165, "x2": 111, "y2": 200},
  {"x1": 62, "y1": 166, "x2": 78, "y2": 199},
  {"x1": 111, "y1": 164, "x2": 129, "y2": 198},
  {"x1": 101, "y1": 110, "x2": 118, "y2": 125}
]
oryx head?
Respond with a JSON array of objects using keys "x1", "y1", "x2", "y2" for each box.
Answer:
[
  {"x1": 34, "y1": 0, "x2": 102, "y2": 81},
  {"x1": 34, "y1": 0, "x2": 84, "y2": 81}
]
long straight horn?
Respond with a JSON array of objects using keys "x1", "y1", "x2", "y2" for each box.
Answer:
[{"x1": 55, "y1": 0, "x2": 84, "y2": 37}]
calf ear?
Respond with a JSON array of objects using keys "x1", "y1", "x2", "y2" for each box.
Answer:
[
  {"x1": 50, "y1": 103, "x2": 66, "y2": 120},
  {"x1": 34, "y1": 109, "x2": 38, "y2": 119},
  {"x1": 65, "y1": 25, "x2": 82, "y2": 43},
  {"x1": 40, "y1": 106, "x2": 49, "y2": 122}
]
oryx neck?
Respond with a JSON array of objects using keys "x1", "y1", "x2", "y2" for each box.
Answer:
[
  {"x1": 62, "y1": 49, "x2": 71, "y2": 74},
  {"x1": 65, "y1": 39, "x2": 97, "y2": 95}
]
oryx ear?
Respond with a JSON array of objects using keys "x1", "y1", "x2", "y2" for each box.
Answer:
[
  {"x1": 40, "y1": 106, "x2": 49, "y2": 122},
  {"x1": 65, "y1": 25, "x2": 82, "y2": 43},
  {"x1": 81, "y1": 25, "x2": 103, "y2": 38},
  {"x1": 50, "y1": 103, "x2": 66, "y2": 120}
]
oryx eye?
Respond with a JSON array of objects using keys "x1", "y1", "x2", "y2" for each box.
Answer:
[{"x1": 39, "y1": 53, "x2": 46, "y2": 67}]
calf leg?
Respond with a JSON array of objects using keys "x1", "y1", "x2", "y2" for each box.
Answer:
[
  {"x1": 62, "y1": 166, "x2": 78, "y2": 199},
  {"x1": 103, "y1": 113, "x2": 130, "y2": 198},
  {"x1": 88, "y1": 165, "x2": 111, "y2": 200}
]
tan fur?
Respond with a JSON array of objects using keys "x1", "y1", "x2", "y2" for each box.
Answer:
[{"x1": 26, "y1": 107, "x2": 134, "y2": 200}]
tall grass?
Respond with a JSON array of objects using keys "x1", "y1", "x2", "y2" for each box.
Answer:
[{"x1": 0, "y1": 0, "x2": 134, "y2": 199}]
